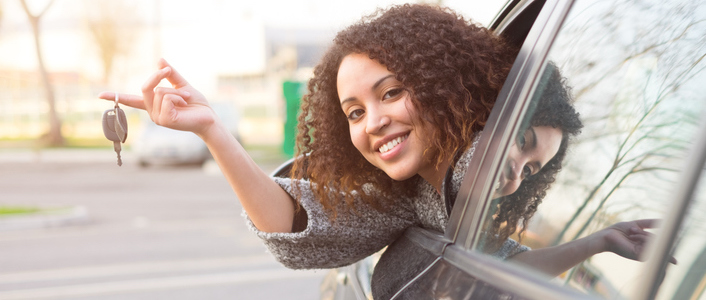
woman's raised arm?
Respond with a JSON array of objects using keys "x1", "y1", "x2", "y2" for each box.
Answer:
[
  {"x1": 508, "y1": 219, "x2": 675, "y2": 277},
  {"x1": 99, "y1": 59, "x2": 296, "y2": 233}
]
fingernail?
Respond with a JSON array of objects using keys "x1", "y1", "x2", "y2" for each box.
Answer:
[
  {"x1": 162, "y1": 67, "x2": 171, "y2": 73},
  {"x1": 182, "y1": 91, "x2": 191, "y2": 97}
]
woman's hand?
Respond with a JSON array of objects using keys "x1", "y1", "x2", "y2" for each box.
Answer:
[
  {"x1": 510, "y1": 218, "x2": 676, "y2": 277},
  {"x1": 600, "y1": 219, "x2": 677, "y2": 264},
  {"x1": 98, "y1": 58, "x2": 217, "y2": 136},
  {"x1": 100, "y1": 58, "x2": 297, "y2": 233}
]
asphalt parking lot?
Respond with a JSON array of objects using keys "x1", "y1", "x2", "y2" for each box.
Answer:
[{"x1": 0, "y1": 149, "x2": 325, "y2": 300}]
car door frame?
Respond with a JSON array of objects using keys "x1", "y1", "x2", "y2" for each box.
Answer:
[
  {"x1": 384, "y1": 0, "x2": 593, "y2": 298},
  {"x1": 446, "y1": 0, "x2": 706, "y2": 299},
  {"x1": 304, "y1": 0, "x2": 706, "y2": 297}
]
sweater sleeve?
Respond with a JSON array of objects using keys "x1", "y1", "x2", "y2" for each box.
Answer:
[
  {"x1": 490, "y1": 238, "x2": 531, "y2": 259},
  {"x1": 242, "y1": 177, "x2": 417, "y2": 270}
]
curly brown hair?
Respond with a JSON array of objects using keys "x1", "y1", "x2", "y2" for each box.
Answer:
[
  {"x1": 291, "y1": 4, "x2": 517, "y2": 215},
  {"x1": 488, "y1": 62, "x2": 583, "y2": 251}
]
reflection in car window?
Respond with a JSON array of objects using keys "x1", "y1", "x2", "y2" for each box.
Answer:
[
  {"x1": 475, "y1": 0, "x2": 706, "y2": 298},
  {"x1": 392, "y1": 260, "x2": 526, "y2": 300},
  {"x1": 656, "y1": 168, "x2": 706, "y2": 299}
]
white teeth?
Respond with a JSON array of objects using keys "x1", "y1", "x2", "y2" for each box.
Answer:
[{"x1": 379, "y1": 135, "x2": 407, "y2": 154}]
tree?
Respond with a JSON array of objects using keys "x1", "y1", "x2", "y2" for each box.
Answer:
[
  {"x1": 84, "y1": 0, "x2": 137, "y2": 84},
  {"x1": 546, "y1": 0, "x2": 706, "y2": 245},
  {"x1": 20, "y1": 0, "x2": 63, "y2": 146}
]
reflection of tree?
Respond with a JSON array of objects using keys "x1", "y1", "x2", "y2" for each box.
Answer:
[
  {"x1": 549, "y1": 0, "x2": 706, "y2": 245},
  {"x1": 20, "y1": 0, "x2": 63, "y2": 146},
  {"x1": 673, "y1": 241, "x2": 706, "y2": 299},
  {"x1": 84, "y1": 0, "x2": 138, "y2": 84}
]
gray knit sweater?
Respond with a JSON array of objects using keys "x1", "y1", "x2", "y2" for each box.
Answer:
[{"x1": 244, "y1": 137, "x2": 529, "y2": 269}]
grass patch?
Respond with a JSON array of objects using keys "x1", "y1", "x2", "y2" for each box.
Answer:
[
  {"x1": 0, "y1": 206, "x2": 74, "y2": 218},
  {"x1": 0, "y1": 206, "x2": 41, "y2": 216}
]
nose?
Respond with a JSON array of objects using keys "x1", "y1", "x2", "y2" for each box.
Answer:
[
  {"x1": 507, "y1": 159, "x2": 525, "y2": 181},
  {"x1": 502, "y1": 162, "x2": 523, "y2": 197},
  {"x1": 365, "y1": 106, "x2": 390, "y2": 134}
]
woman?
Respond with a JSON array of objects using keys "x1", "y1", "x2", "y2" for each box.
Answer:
[
  {"x1": 100, "y1": 3, "x2": 657, "y2": 280},
  {"x1": 486, "y1": 62, "x2": 584, "y2": 254}
]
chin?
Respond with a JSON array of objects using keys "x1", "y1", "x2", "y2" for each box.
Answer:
[{"x1": 384, "y1": 170, "x2": 416, "y2": 182}]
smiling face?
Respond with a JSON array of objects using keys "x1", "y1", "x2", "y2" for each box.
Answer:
[
  {"x1": 337, "y1": 53, "x2": 443, "y2": 185},
  {"x1": 493, "y1": 125, "x2": 563, "y2": 198}
]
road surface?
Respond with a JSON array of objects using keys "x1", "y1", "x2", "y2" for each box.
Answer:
[{"x1": 0, "y1": 149, "x2": 327, "y2": 300}]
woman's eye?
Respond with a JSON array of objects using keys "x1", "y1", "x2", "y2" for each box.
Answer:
[
  {"x1": 347, "y1": 109, "x2": 365, "y2": 120},
  {"x1": 517, "y1": 133, "x2": 527, "y2": 148},
  {"x1": 522, "y1": 165, "x2": 532, "y2": 179},
  {"x1": 383, "y1": 88, "x2": 404, "y2": 100}
]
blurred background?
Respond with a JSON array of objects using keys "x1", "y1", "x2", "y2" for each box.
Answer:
[{"x1": 0, "y1": 0, "x2": 503, "y2": 299}]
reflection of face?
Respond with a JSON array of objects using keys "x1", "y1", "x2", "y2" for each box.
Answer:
[
  {"x1": 337, "y1": 53, "x2": 437, "y2": 183},
  {"x1": 493, "y1": 126, "x2": 563, "y2": 198}
]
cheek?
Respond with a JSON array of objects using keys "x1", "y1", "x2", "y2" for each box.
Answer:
[
  {"x1": 502, "y1": 180, "x2": 521, "y2": 197},
  {"x1": 349, "y1": 126, "x2": 367, "y2": 154},
  {"x1": 506, "y1": 144, "x2": 521, "y2": 163}
]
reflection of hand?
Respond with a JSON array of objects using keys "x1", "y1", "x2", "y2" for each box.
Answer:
[
  {"x1": 98, "y1": 58, "x2": 218, "y2": 136},
  {"x1": 601, "y1": 219, "x2": 677, "y2": 264}
]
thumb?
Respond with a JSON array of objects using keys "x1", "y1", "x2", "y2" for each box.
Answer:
[{"x1": 158, "y1": 58, "x2": 190, "y2": 89}]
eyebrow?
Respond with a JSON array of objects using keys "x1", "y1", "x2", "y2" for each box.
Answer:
[
  {"x1": 529, "y1": 127, "x2": 538, "y2": 149},
  {"x1": 528, "y1": 127, "x2": 545, "y2": 170},
  {"x1": 340, "y1": 74, "x2": 396, "y2": 106}
]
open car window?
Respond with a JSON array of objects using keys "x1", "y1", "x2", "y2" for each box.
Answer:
[{"x1": 469, "y1": 0, "x2": 706, "y2": 298}]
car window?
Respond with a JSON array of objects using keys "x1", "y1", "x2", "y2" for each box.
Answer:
[
  {"x1": 472, "y1": 0, "x2": 706, "y2": 298},
  {"x1": 655, "y1": 166, "x2": 706, "y2": 300},
  {"x1": 390, "y1": 259, "x2": 527, "y2": 300}
]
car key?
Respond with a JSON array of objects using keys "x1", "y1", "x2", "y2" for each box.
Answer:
[{"x1": 102, "y1": 93, "x2": 128, "y2": 166}]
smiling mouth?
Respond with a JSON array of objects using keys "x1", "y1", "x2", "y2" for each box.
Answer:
[{"x1": 379, "y1": 134, "x2": 409, "y2": 154}]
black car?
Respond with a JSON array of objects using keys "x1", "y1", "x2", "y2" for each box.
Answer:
[{"x1": 276, "y1": 0, "x2": 706, "y2": 299}]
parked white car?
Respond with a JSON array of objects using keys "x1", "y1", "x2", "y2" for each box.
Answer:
[{"x1": 134, "y1": 102, "x2": 240, "y2": 167}]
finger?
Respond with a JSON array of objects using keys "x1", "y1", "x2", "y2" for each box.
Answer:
[
  {"x1": 152, "y1": 87, "x2": 189, "y2": 121},
  {"x1": 629, "y1": 226, "x2": 646, "y2": 235},
  {"x1": 628, "y1": 233, "x2": 649, "y2": 243},
  {"x1": 154, "y1": 87, "x2": 190, "y2": 102},
  {"x1": 141, "y1": 67, "x2": 171, "y2": 114},
  {"x1": 157, "y1": 58, "x2": 190, "y2": 88},
  {"x1": 159, "y1": 94, "x2": 180, "y2": 125},
  {"x1": 165, "y1": 93, "x2": 188, "y2": 107},
  {"x1": 151, "y1": 89, "x2": 165, "y2": 123},
  {"x1": 98, "y1": 92, "x2": 146, "y2": 110},
  {"x1": 633, "y1": 219, "x2": 660, "y2": 229}
]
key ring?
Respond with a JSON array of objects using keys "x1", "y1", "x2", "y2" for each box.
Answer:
[{"x1": 112, "y1": 92, "x2": 126, "y2": 142}]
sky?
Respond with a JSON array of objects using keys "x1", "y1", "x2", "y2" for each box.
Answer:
[
  {"x1": 0, "y1": 0, "x2": 506, "y2": 91},
  {"x1": 0, "y1": 0, "x2": 506, "y2": 143}
]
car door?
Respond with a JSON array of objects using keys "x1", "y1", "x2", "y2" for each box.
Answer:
[
  {"x1": 317, "y1": 3, "x2": 557, "y2": 299},
  {"x1": 375, "y1": 0, "x2": 706, "y2": 299},
  {"x1": 316, "y1": 0, "x2": 564, "y2": 299},
  {"x1": 315, "y1": 0, "x2": 706, "y2": 298}
]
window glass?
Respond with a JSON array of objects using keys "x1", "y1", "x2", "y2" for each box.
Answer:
[
  {"x1": 474, "y1": 0, "x2": 706, "y2": 298},
  {"x1": 391, "y1": 260, "x2": 527, "y2": 299},
  {"x1": 656, "y1": 167, "x2": 706, "y2": 300}
]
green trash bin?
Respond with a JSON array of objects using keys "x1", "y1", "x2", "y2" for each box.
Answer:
[{"x1": 282, "y1": 81, "x2": 304, "y2": 158}]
